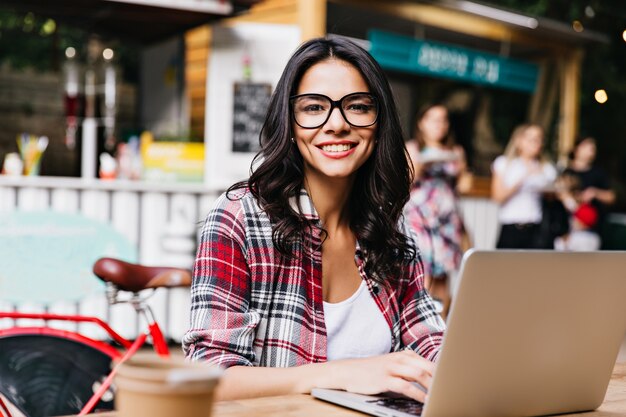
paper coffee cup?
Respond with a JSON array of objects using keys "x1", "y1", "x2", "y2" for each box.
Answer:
[{"x1": 115, "y1": 353, "x2": 221, "y2": 417}]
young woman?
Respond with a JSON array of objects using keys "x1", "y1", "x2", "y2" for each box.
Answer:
[
  {"x1": 555, "y1": 136, "x2": 615, "y2": 249},
  {"x1": 491, "y1": 124, "x2": 557, "y2": 249},
  {"x1": 562, "y1": 137, "x2": 615, "y2": 228},
  {"x1": 403, "y1": 103, "x2": 466, "y2": 316},
  {"x1": 183, "y1": 37, "x2": 445, "y2": 403}
]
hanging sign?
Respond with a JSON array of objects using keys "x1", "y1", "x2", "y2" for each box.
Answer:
[
  {"x1": 368, "y1": 30, "x2": 539, "y2": 93},
  {"x1": 232, "y1": 82, "x2": 272, "y2": 153}
]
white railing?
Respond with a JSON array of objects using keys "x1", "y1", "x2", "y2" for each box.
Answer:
[
  {"x1": 458, "y1": 196, "x2": 500, "y2": 250},
  {"x1": 0, "y1": 176, "x2": 222, "y2": 343},
  {"x1": 0, "y1": 176, "x2": 499, "y2": 343}
]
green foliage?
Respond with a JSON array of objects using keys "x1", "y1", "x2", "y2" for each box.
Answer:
[
  {"x1": 0, "y1": 9, "x2": 139, "y2": 82},
  {"x1": 0, "y1": 10, "x2": 61, "y2": 71}
]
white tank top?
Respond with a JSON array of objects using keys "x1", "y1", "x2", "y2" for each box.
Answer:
[{"x1": 323, "y1": 280, "x2": 392, "y2": 361}]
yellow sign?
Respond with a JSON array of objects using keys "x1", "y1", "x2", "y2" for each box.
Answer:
[{"x1": 140, "y1": 132, "x2": 204, "y2": 182}]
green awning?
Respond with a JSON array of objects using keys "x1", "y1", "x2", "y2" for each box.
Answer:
[{"x1": 369, "y1": 29, "x2": 540, "y2": 93}]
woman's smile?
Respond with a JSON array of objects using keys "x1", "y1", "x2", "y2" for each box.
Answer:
[{"x1": 316, "y1": 141, "x2": 358, "y2": 158}]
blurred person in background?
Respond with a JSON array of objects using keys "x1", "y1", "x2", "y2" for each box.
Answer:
[
  {"x1": 404, "y1": 103, "x2": 466, "y2": 317},
  {"x1": 491, "y1": 124, "x2": 557, "y2": 249},
  {"x1": 554, "y1": 202, "x2": 601, "y2": 251},
  {"x1": 556, "y1": 136, "x2": 615, "y2": 249}
]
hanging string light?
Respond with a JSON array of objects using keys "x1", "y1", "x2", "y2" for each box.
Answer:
[
  {"x1": 572, "y1": 20, "x2": 584, "y2": 32},
  {"x1": 594, "y1": 89, "x2": 608, "y2": 104}
]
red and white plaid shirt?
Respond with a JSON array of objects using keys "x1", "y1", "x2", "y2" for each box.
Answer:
[{"x1": 183, "y1": 189, "x2": 445, "y2": 368}]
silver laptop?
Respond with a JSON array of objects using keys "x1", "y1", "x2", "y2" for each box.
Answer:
[{"x1": 312, "y1": 249, "x2": 626, "y2": 417}]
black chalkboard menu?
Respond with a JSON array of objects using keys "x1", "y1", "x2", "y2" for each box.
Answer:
[{"x1": 232, "y1": 82, "x2": 272, "y2": 153}]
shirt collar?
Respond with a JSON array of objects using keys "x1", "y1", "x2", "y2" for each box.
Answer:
[
  {"x1": 289, "y1": 188, "x2": 320, "y2": 221},
  {"x1": 288, "y1": 188, "x2": 368, "y2": 259}
]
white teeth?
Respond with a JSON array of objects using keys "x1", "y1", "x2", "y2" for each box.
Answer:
[{"x1": 321, "y1": 144, "x2": 352, "y2": 152}]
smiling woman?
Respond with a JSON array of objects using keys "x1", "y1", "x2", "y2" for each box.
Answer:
[{"x1": 183, "y1": 36, "x2": 445, "y2": 404}]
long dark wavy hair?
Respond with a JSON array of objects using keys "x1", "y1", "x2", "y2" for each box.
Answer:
[{"x1": 229, "y1": 36, "x2": 416, "y2": 285}]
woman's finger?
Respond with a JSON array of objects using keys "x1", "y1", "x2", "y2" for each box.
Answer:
[
  {"x1": 386, "y1": 377, "x2": 428, "y2": 403},
  {"x1": 386, "y1": 353, "x2": 434, "y2": 390},
  {"x1": 399, "y1": 350, "x2": 436, "y2": 375},
  {"x1": 389, "y1": 362, "x2": 433, "y2": 390}
]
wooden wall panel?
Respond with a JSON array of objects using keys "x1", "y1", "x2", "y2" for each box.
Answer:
[
  {"x1": 186, "y1": 26, "x2": 212, "y2": 140},
  {"x1": 298, "y1": 0, "x2": 326, "y2": 40},
  {"x1": 184, "y1": 0, "x2": 302, "y2": 142}
]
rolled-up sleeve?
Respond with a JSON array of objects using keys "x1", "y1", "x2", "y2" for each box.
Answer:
[
  {"x1": 182, "y1": 195, "x2": 259, "y2": 368},
  {"x1": 400, "y1": 254, "x2": 446, "y2": 362}
]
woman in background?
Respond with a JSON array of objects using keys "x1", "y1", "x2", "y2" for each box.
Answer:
[
  {"x1": 404, "y1": 103, "x2": 466, "y2": 316},
  {"x1": 555, "y1": 136, "x2": 615, "y2": 249},
  {"x1": 562, "y1": 137, "x2": 615, "y2": 228},
  {"x1": 491, "y1": 124, "x2": 557, "y2": 249}
]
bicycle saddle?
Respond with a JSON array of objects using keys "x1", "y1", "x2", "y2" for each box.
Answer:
[{"x1": 93, "y1": 258, "x2": 192, "y2": 293}]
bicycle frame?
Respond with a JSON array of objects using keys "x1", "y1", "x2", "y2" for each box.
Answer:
[{"x1": 0, "y1": 290, "x2": 170, "y2": 416}]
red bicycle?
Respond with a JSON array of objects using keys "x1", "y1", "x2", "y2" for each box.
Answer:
[{"x1": 0, "y1": 258, "x2": 191, "y2": 417}]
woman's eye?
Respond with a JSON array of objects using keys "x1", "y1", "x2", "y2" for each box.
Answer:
[
  {"x1": 303, "y1": 104, "x2": 325, "y2": 112},
  {"x1": 346, "y1": 103, "x2": 373, "y2": 113}
]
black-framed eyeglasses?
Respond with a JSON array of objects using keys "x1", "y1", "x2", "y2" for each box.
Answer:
[{"x1": 290, "y1": 92, "x2": 379, "y2": 129}]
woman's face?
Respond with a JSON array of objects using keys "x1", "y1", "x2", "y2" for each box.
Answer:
[
  {"x1": 575, "y1": 138, "x2": 596, "y2": 164},
  {"x1": 293, "y1": 59, "x2": 377, "y2": 181},
  {"x1": 418, "y1": 106, "x2": 449, "y2": 144},
  {"x1": 517, "y1": 126, "x2": 544, "y2": 159}
]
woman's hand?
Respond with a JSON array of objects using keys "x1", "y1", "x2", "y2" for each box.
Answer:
[
  {"x1": 557, "y1": 190, "x2": 578, "y2": 212},
  {"x1": 328, "y1": 350, "x2": 435, "y2": 402},
  {"x1": 491, "y1": 172, "x2": 524, "y2": 204},
  {"x1": 580, "y1": 186, "x2": 616, "y2": 206},
  {"x1": 580, "y1": 187, "x2": 597, "y2": 203},
  {"x1": 214, "y1": 350, "x2": 435, "y2": 402}
]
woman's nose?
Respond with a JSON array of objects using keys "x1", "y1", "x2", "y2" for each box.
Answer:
[{"x1": 323, "y1": 107, "x2": 350, "y2": 133}]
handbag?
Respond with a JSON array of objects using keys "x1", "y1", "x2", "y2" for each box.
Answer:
[{"x1": 534, "y1": 194, "x2": 570, "y2": 249}]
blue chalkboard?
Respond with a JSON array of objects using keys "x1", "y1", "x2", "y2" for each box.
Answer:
[{"x1": 0, "y1": 211, "x2": 137, "y2": 303}]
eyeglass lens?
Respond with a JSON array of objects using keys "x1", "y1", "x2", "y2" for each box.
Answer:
[{"x1": 292, "y1": 93, "x2": 378, "y2": 128}]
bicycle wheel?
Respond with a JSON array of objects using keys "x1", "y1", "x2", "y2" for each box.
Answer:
[{"x1": 0, "y1": 332, "x2": 117, "y2": 417}]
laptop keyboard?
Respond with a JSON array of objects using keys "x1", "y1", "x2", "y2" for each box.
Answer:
[{"x1": 367, "y1": 397, "x2": 424, "y2": 415}]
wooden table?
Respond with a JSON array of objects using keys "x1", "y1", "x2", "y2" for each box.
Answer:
[{"x1": 70, "y1": 362, "x2": 626, "y2": 417}]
